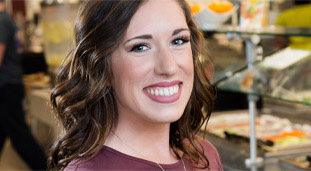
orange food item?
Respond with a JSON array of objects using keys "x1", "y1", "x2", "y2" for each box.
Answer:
[
  {"x1": 241, "y1": 70, "x2": 254, "y2": 87},
  {"x1": 189, "y1": 3, "x2": 205, "y2": 14},
  {"x1": 264, "y1": 130, "x2": 308, "y2": 141},
  {"x1": 208, "y1": 0, "x2": 233, "y2": 13}
]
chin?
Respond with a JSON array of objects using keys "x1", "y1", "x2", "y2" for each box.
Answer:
[{"x1": 144, "y1": 107, "x2": 185, "y2": 124}]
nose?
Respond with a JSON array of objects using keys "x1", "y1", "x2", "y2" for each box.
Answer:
[{"x1": 154, "y1": 45, "x2": 178, "y2": 76}]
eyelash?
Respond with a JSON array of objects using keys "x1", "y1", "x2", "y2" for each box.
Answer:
[
  {"x1": 170, "y1": 36, "x2": 190, "y2": 46},
  {"x1": 129, "y1": 36, "x2": 190, "y2": 53},
  {"x1": 129, "y1": 43, "x2": 150, "y2": 52}
]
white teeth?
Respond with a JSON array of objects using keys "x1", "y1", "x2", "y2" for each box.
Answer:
[
  {"x1": 159, "y1": 89, "x2": 164, "y2": 96},
  {"x1": 169, "y1": 87, "x2": 174, "y2": 95},
  {"x1": 145, "y1": 85, "x2": 180, "y2": 97},
  {"x1": 155, "y1": 89, "x2": 159, "y2": 96},
  {"x1": 164, "y1": 88, "x2": 169, "y2": 96}
]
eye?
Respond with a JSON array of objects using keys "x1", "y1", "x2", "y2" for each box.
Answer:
[
  {"x1": 129, "y1": 44, "x2": 150, "y2": 52},
  {"x1": 170, "y1": 37, "x2": 190, "y2": 46}
]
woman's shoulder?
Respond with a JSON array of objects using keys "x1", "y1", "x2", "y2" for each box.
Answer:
[
  {"x1": 197, "y1": 136, "x2": 217, "y2": 151},
  {"x1": 196, "y1": 136, "x2": 223, "y2": 171},
  {"x1": 63, "y1": 150, "x2": 104, "y2": 171},
  {"x1": 64, "y1": 147, "x2": 119, "y2": 171}
]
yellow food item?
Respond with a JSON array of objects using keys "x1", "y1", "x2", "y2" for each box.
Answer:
[
  {"x1": 247, "y1": 0, "x2": 259, "y2": 5},
  {"x1": 208, "y1": 0, "x2": 233, "y2": 13}
]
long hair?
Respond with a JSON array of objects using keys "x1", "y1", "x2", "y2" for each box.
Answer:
[{"x1": 48, "y1": 0, "x2": 215, "y2": 170}]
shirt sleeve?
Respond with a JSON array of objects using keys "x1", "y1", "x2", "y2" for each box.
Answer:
[
  {"x1": 213, "y1": 145, "x2": 224, "y2": 171},
  {"x1": 0, "y1": 21, "x2": 9, "y2": 44}
]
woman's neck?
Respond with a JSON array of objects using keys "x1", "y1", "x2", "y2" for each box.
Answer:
[{"x1": 105, "y1": 116, "x2": 178, "y2": 164}]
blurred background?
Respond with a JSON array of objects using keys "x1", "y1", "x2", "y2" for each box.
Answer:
[{"x1": 0, "y1": 0, "x2": 310, "y2": 170}]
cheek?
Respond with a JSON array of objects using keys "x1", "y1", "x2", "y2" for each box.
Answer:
[
  {"x1": 187, "y1": 55, "x2": 194, "y2": 76},
  {"x1": 112, "y1": 54, "x2": 150, "y2": 93},
  {"x1": 179, "y1": 47, "x2": 194, "y2": 77}
]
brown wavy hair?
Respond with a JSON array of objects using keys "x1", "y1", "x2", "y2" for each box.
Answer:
[{"x1": 48, "y1": 0, "x2": 215, "y2": 170}]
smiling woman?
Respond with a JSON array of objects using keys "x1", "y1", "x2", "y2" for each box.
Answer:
[{"x1": 48, "y1": 0, "x2": 222, "y2": 170}]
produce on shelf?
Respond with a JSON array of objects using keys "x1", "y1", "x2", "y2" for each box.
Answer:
[
  {"x1": 189, "y1": 0, "x2": 233, "y2": 14},
  {"x1": 188, "y1": 3, "x2": 205, "y2": 14},
  {"x1": 190, "y1": 0, "x2": 235, "y2": 29},
  {"x1": 207, "y1": 0, "x2": 233, "y2": 13}
]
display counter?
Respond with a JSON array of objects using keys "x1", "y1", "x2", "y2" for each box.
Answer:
[
  {"x1": 25, "y1": 87, "x2": 60, "y2": 141},
  {"x1": 201, "y1": 110, "x2": 311, "y2": 170},
  {"x1": 202, "y1": 132, "x2": 311, "y2": 170}
]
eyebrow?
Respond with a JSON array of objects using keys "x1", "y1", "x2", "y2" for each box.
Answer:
[
  {"x1": 126, "y1": 35, "x2": 153, "y2": 43},
  {"x1": 172, "y1": 28, "x2": 190, "y2": 36},
  {"x1": 125, "y1": 28, "x2": 190, "y2": 43}
]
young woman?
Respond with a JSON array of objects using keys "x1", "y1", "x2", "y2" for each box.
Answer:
[{"x1": 48, "y1": 0, "x2": 222, "y2": 170}]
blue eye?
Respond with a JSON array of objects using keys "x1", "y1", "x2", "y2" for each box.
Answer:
[
  {"x1": 170, "y1": 37, "x2": 190, "y2": 46},
  {"x1": 129, "y1": 44, "x2": 149, "y2": 52}
]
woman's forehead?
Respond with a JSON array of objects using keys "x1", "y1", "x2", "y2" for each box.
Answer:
[{"x1": 124, "y1": 0, "x2": 187, "y2": 39}]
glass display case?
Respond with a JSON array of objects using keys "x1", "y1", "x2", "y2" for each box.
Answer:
[
  {"x1": 218, "y1": 47, "x2": 311, "y2": 106},
  {"x1": 203, "y1": 26, "x2": 311, "y2": 105},
  {"x1": 202, "y1": 25, "x2": 311, "y2": 171}
]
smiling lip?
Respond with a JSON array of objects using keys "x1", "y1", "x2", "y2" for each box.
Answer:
[{"x1": 143, "y1": 81, "x2": 182, "y2": 103}]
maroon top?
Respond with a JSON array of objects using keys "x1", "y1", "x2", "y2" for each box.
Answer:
[{"x1": 65, "y1": 140, "x2": 223, "y2": 170}]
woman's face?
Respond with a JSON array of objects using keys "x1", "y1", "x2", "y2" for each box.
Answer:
[{"x1": 111, "y1": 0, "x2": 194, "y2": 125}]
